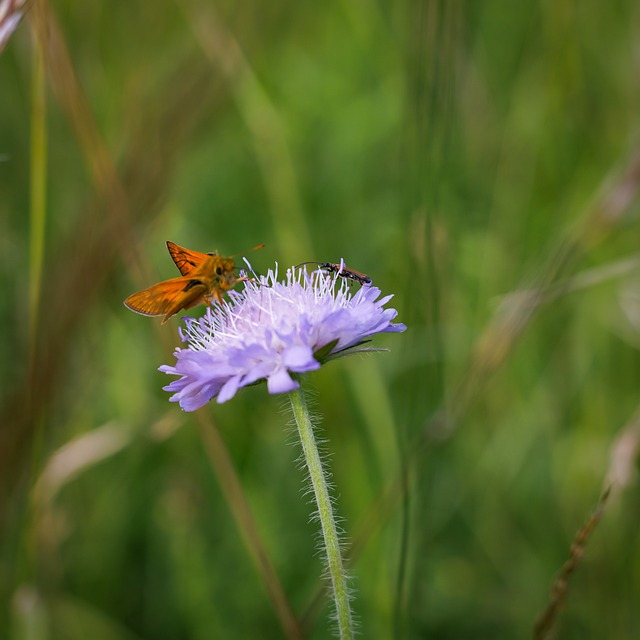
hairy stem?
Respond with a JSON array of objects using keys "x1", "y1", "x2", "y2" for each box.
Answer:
[{"x1": 288, "y1": 384, "x2": 353, "y2": 639}]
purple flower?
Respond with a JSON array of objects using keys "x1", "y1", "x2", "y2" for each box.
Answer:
[{"x1": 160, "y1": 264, "x2": 406, "y2": 410}]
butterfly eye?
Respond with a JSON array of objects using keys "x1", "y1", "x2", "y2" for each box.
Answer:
[{"x1": 216, "y1": 266, "x2": 223, "y2": 275}]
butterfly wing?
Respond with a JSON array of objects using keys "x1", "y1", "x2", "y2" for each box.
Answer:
[
  {"x1": 124, "y1": 276, "x2": 208, "y2": 323},
  {"x1": 166, "y1": 241, "x2": 214, "y2": 276}
]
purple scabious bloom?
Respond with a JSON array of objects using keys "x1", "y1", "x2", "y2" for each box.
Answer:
[{"x1": 160, "y1": 263, "x2": 406, "y2": 410}]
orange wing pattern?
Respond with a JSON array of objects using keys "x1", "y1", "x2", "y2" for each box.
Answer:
[
  {"x1": 125, "y1": 241, "x2": 264, "y2": 322},
  {"x1": 166, "y1": 241, "x2": 214, "y2": 276},
  {"x1": 124, "y1": 276, "x2": 208, "y2": 323}
]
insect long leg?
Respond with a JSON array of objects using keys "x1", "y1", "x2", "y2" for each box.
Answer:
[{"x1": 295, "y1": 261, "x2": 372, "y2": 286}]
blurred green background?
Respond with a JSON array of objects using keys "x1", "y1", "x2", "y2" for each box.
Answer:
[{"x1": 2, "y1": 1, "x2": 640, "y2": 638}]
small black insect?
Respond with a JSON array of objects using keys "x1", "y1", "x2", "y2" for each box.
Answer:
[{"x1": 297, "y1": 261, "x2": 372, "y2": 286}]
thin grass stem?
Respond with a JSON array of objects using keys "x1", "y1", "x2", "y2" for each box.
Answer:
[{"x1": 28, "y1": 15, "x2": 47, "y2": 376}]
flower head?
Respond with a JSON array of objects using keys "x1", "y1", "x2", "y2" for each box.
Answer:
[{"x1": 160, "y1": 264, "x2": 406, "y2": 410}]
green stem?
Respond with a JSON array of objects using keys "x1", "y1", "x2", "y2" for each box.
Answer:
[{"x1": 288, "y1": 383, "x2": 353, "y2": 639}]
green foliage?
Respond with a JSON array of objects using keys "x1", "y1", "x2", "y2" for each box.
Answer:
[{"x1": 2, "y1": 1, "x2": 640, "y2": 638}]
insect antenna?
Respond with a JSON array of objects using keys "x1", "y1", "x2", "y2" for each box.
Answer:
[
  {"x1": 229, "y1": 243, "x2": 265, "y2": 259},
  {"x1": 296, "y1": 260, "x2": 372, "y2": 286}
]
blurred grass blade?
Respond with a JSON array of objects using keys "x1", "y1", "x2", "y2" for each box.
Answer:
[
  {"x1": 51, "y1": 592, "x2": 142, "y2": 640},
  {"x1": 0, "y1": 0, "x2": 26, "y2": 54},
  {"x1": 33, "y1": 423, "x2": 131, "y2": 506},
  {"x1": 195, "y1": 412, "x2": 303, "y2": 640},
  {"x1": 496, "y1": 255, "x2": 640, "y2": 310},
  {"x1": 28, "y1": 3, "x2": 47, "y2": 381},
  {"x1": 605, "y1": 405, "x2": 640, "y2": 494},
  {"x1": 181, "y1": 0, "x2": 313, "y2": 265},
  {"x1": 10, "y1": 586, "x2": 48, "y2": 640},
  {"x1": 533, "y1": 489, "x2": 611, "y2": 640},
  {"x1": 438, "y1": 147, "x2": 640, "y2": 435}
]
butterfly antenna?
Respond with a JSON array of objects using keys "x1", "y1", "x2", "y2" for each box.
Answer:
[{"x1": 230, "y1": 243, "x2": 265, "y2": 259}]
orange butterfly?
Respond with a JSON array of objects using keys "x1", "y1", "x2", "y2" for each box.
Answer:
[
  {"x1": 124, "y1": 241, "x2": 263, "y2": 323},
  {"x1": 297, "y1": 261, "x2": 372, "y2": 286}
]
